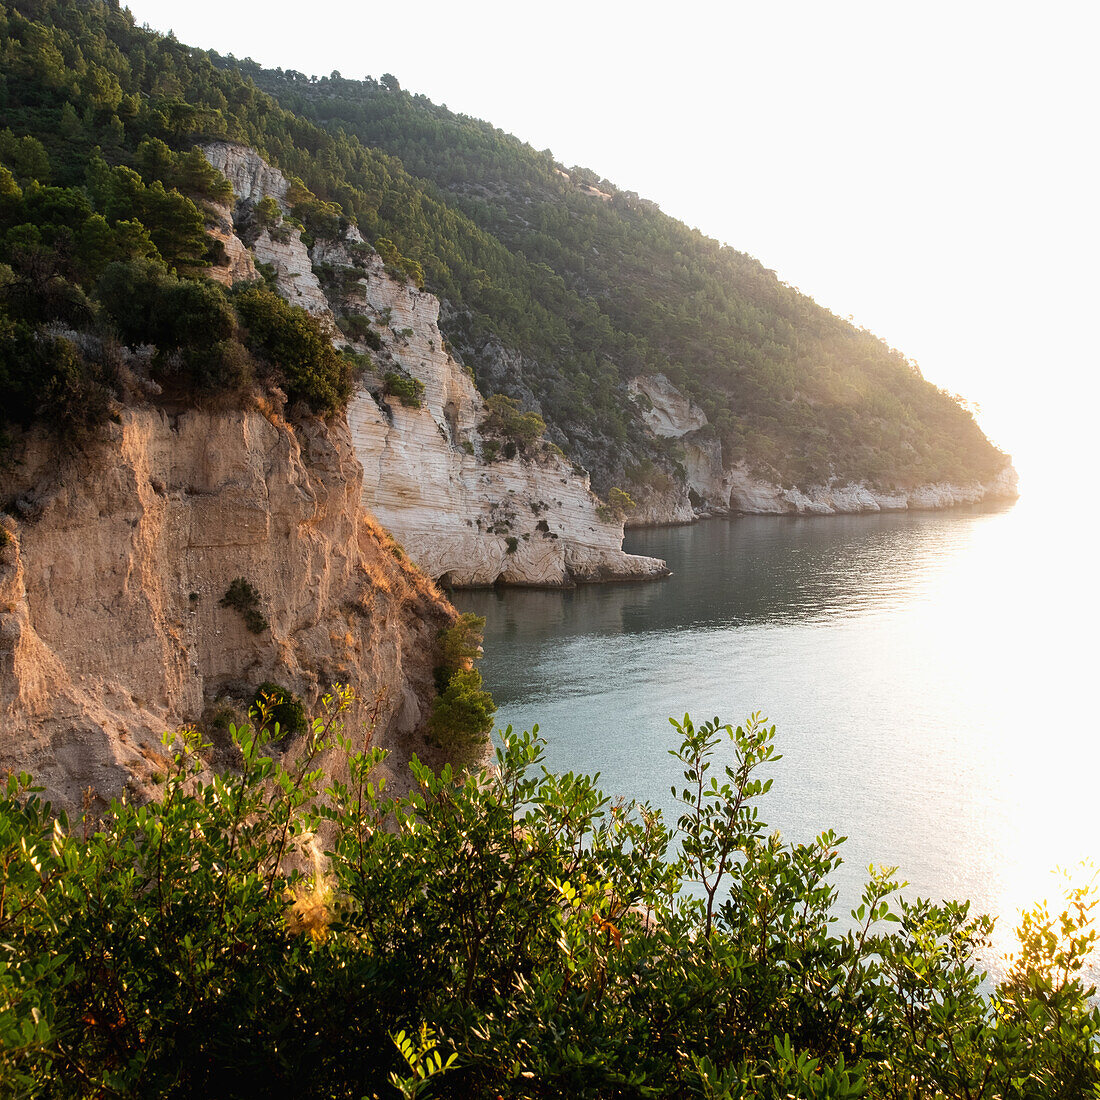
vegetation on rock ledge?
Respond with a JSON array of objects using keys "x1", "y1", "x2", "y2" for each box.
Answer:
[
  {"x1": 218, "y1": 576, "x2": 269, "y2": 634},
  {"x1": 429, "y1": 613, "x2": 495, "y2": 756}
]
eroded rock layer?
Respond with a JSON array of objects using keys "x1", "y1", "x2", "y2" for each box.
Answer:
[{"x1": 0, "y1": 409, "x2": 453, "y2": 815}]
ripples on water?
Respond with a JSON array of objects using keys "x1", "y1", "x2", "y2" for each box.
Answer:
[{"x1": 455, "y1": 497, "x2": 1099, "y2": 984}]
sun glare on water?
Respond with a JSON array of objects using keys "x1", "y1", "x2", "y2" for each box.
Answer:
[{"x1": 911, "y1": 478, "x2": 1100, "y2": 979}]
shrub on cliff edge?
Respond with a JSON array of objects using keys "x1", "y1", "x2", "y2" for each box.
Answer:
[
  {"x1": 233, "y1": 284, "x2": 351, "y2": 415},
  {"x1": 430, "y1": 613, "x2": 495, "y2": 755}
]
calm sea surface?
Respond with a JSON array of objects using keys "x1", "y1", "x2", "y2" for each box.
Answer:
[{"x1": 455, "y1": 494, "x2": 1099, "y2": 981}]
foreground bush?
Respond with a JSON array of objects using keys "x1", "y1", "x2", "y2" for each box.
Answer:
[{"x1": 1, "y1": 695, "x2": 1097, "y2": 1098}]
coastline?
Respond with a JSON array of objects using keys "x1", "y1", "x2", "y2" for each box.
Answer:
[{"x1": 626, "y1": 464, "x2": 1019, "y2": 528}]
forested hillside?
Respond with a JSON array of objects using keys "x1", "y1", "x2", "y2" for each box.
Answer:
[
  {"x1": 0, "y1": 0, "x2": 656, "y2": 470},
  {"x1": 232, "y1": 65, "x2": 1010, "y2": 491},
  {"x1": 0, "y1": 0, "x2": 1008, "y2": 495}
]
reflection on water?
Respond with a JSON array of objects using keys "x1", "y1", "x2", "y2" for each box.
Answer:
[
  {"x1": 456, "y1": 498, "x2": 1100, "y2": 983},
  {"x1": 461, "y1": 511, "x2": 967, "y2": 645}
]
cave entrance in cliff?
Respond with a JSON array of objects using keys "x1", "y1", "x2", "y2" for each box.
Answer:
[{"x1": 437, "y1": 571, "x2": 455, "y2": 590}]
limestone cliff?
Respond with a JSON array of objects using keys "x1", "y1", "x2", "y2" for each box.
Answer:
[
  {"x1": 333, "y1": 246, "x2": 667, "y2": 586},
  {"x1": 204, "y1": 196, "x2": 257, "y2": 288},
  {"x1": 201, "y1": 142, "x2": 668, "y2": 587},
  {"x1": 0, "y1": 408, "x2": 454, "y2": 816},
  {"x1": 626, "y1": 373, "x2": 1018, "y2": 522},
  {"x1": 203, "y1": 143, "x2": 336, "y2": 329}
]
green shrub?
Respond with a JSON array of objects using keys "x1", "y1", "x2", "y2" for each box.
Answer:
[
  {"x1": 427, "y1": 668, "x2": 496, "y2": 752},
  {"x1": 254, "y1": 195, "x2": 282, "y2": 230},
  {"x1": 436, "y1": 612, "x2": 486, "y2": 670},
  {"x1": 1, "y1": 705, "x2": 1097, "y2": 1097},
  {"x1": 374, "y1": 237, "x2": 424, "y2": 288},
  {"x1": 430, "y1": 613, "x2": 494, "y2": 754},
  {"x1": 383, "y1": 371, "x2": 425, "y2": 408},
  {"x1": 480, "y1": 393, "x2": 545, "y2": 452},
  {"x1": 99, "y1": 261, "x2": 234, "y2": 345},
  {"x1": 133, "y1": 139, "x2": 233, "y2": 205},
  {"x1": 233, "y1": 285, "x2": 351, "y2": 414},
  {"x1": 251, "y1": 681, "x2": 307, "y2": 740},
  {"x1": 596, "y1": 485, "x2": 637, "y2": 523},
  {"x1": 255, "y1": 260, "x2": 278, "y2": 289},
  {"x1": 338, "y1": 313, "x2": 383, "y2": 349},
  {"x1": 0, "y1": 319, "x2": 116, "y2": 433},
  {"x1": 288, "y1": 177, "x2": 344, "y2": 241},
  {"x1": 218, "y1": 576, "x2": 269, "y2": 634}
]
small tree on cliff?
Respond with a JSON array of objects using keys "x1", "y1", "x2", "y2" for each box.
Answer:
[
  {"x1": 596, "y1": 485, "x2": 636, "y2": 523},
  {"x1": 233, "y1": 284, "x2": 351, "y2": 414},
  {"x1": 429, "y1": 613, "x2": 495, "y2": 755}
]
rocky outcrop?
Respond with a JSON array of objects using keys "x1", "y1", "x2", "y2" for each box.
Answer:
[
  {"x1": 0, "y1": 409, "x2": 454, "y2": 815},
  {"x1": 202, "y1": 144, "x2": 290, "y2": 207},
  {"x1": 627, "y1": 491, "x2": 695, "y2": 527},
  {"x1": 202, "y1": 142, "x2": 336, "y2": 330},
  {"x1": 725, "y1": 463, "x2": 1020, "y2": 515},
  {"x1": 249, "y1": 223, "x2": 336, "y2": 326},
  {"x1": 626, "y1": 373, "x2": 1018, "y2": 522},
  {"x1": 335, "y1": 247, "x2": 668, "y2": 586},
  {"x1": 628, "y1": 374, "x2": 707, "y2": 438},
  {"x1": 626, "y1": 375, "x2": 731, "y2": 526},
  {"x1": 205, "y1": 198, "x2": 257, "y2": 287},
  {"x1": 201, "y1": 144, "x2": 668, "y2": 588}
]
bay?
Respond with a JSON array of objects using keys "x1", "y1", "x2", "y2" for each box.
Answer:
[{"x1": 455, "y1": 494, "x2": 1099, "y2": 982}]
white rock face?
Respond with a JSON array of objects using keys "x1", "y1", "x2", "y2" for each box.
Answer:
[
  {"x1": 629, "y1": 374, "x2": 707, "y2": 437},
  {"x1": 626, "y1": 373, "x2": 1019, "y2": 521},
  {"x1": 201, "y1": 145, "x2": 667, "y2": 587},
  {"x1": 202, "y1": 142, "x2": 336, "y2": 329},
  {"x1": 626, "y1": 375, "x2": 731, "y2": 525},
  {"x1": 627, "y1": 492, "x2": 695, "y2": 527},
  {"x1": 726, "y1": 463, "x2": 1019, "y2": 515},
  {"x1": 341, "y1": 253, "x2": 668, "y2": 586},
  {"x1": 204, "y1": 198, "x2": 257, "y2": 287},
  {"x1": 251, "y1": 225, "x2": 336, "y2": 326},
  {"x1": 0, "y1": 409, "x2": 455, "y2": 816},
  {"x1": 202, "y1": 142, "x2": 289, "y2": 206},
  {"x1": 684, "y1": 437, "x2": 732, "y2": 509}
]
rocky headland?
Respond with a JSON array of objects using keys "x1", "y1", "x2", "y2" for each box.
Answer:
[
  {"x1": 625, "y1": 373, "x2": 1017, "y2": 526},
  {"x1": 203, "y1": 142, "x2": 668, "y2": 588}
]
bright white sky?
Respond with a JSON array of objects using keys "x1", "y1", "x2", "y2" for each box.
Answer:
[{"x1": 125, "y1": 0, "x2": 1100, "y2": 495}]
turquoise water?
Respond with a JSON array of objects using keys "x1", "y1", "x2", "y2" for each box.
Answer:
[{"x1": 455, "y1": 496, "x2": 1099, "y2": 980}]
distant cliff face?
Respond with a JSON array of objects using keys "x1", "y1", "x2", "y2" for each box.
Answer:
[
  {"x1": 625, "y1": 374, "x2": 1018, "y2": 522},
  {"x1": 0, "y1": 409, "x2": 453, "y2": 815},
  {"x1": 201, "y1": 142, "x2": 668, "y2": 586}
]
